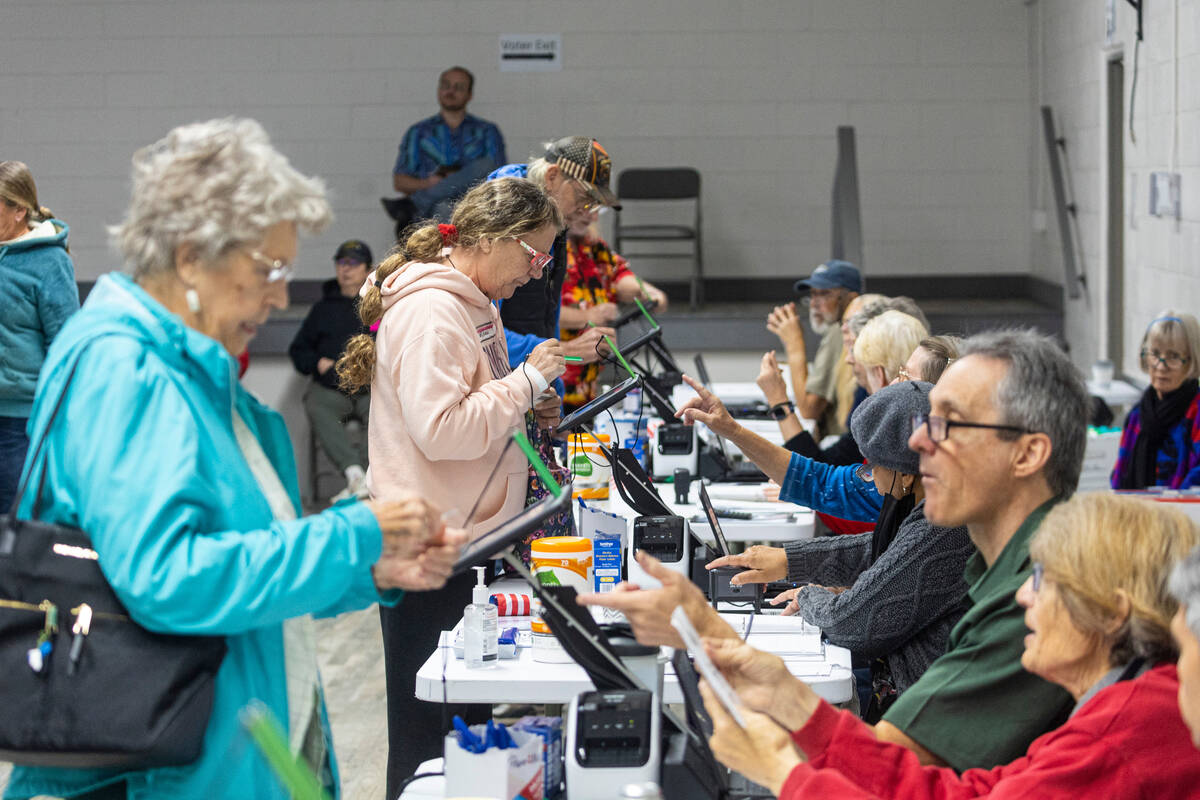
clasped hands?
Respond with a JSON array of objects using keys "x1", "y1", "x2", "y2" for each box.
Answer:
[{"x1": 367, "y1": 495, "x2": 467, "y2": 592}]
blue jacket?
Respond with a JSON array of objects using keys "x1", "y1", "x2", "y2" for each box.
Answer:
[
  {"x1": 778, "y1": 452, "x2": 883, "y2": 522},
  {"x1": 7, "y1": 273, "x2": 393, "y2": 800},
  {"x1": 0, "y1": 219, "x2": 79, "y2": 416}
]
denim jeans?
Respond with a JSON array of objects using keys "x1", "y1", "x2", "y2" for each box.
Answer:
[
  {"x1": 409, "y1": 157, "x2": 499, "y2": 221},
  {"x1": 0, "y1": 415, "x2": 30, "y2": 513}
]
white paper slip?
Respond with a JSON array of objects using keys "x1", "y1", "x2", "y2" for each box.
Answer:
[
  {"x1": 670, "y1": 607, "x2": 748, "y2": 727},
  {"x1": 720, "y1": 612, "x2": 820, "y2": 636},
  {"x1": 745, "y1": 632, "x2": 823, "y2": 657}
]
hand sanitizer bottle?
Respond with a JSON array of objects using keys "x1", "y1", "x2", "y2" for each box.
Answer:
[{"x1": 464, "y1": 566, "x2": 498, "y2": 669}]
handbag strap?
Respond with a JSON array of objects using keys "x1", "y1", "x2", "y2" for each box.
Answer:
[{"x1": 5, "y1": 337, "x2": 104, "y2": 526}]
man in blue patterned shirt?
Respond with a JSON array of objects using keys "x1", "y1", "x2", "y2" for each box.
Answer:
[{"x1": 391, "y1": 66, "x2": 506, "y2": 222}]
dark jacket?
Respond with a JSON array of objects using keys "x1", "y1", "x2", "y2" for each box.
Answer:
[
  {"x1": 288, "y1": 279, "x2": 368, "y2": 393},
  {"x1": 783, "y1": 500, "x2": 973, "y2": 693}
]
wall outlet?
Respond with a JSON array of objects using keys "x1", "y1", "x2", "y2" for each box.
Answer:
[{"x1": 1150, "y1": 172, "x2": 1182, "y2": 219}]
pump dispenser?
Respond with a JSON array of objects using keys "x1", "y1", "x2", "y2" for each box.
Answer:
[{"x1": 463, "y1": 566, "x2": 498, "y2": 669}]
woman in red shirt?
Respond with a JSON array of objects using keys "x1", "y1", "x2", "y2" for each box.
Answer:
[{"x1": 696, "y1": 492, "x2": 1200, "y2": 799}]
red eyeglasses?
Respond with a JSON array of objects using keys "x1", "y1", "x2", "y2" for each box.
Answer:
[{"x1": 515, "y1": 238, "x2": 553, "y2": 271}]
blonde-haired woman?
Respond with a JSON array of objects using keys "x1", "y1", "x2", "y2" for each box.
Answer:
[
  {"x1": 1112, "y1": 310, "x2": 1200, "y2": 489},
  {"x1": 0, "y1": 160, "x2": 78, "y2": 511},
  {"x1": 698, "y1": 492, "x2": 1200, "y2": 798},
  {"x1": 853, "y1": 309, "x2": 928, "y2": 393},
  {"x1": 338, "y1": 176, "x2": 566, "y2": 793}
]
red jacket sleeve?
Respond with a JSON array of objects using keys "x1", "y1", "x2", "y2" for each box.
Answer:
[{"x1": 784, "y1": 700, "x2": 1130, "y2": 800}]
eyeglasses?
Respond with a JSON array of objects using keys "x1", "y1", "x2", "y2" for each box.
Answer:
[
  {"x1": 246, "y1": 250, "x2": 295, "y2": 283},
  {"x1": 910, "y1": 412, "x2": 1035, "y2": 443},
  {"x1": 855, "y1": 462, "x2": 874, "y2": 482},
  {"x1": 1141, "y1": 349, "x2": 1190, "y2": 369},
  {"x1": 800, "y1": 290, "x2": 840, "y2": 308},
  {"x1": 515, "y1": 238, "x2": 553, "y2": 272},
  {"x1": 569, "y1": 179, "x2": 600, "y2": 213},
  {"x1": 1031, "y1": 562, "x2": 1044, "y2": 593},
  {"x1": 895, "y1": 366, "x2": 913, "y2": 383},
  {"x1": 335, "y1": 258, "x2": 365, "y2": 269}
]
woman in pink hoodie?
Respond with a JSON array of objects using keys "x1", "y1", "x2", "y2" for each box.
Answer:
[{"x1": 337, "y1": 176, "x2": 566, "y2": 790}]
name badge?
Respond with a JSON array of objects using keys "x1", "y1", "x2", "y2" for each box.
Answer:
[{"x1": 476, "y1": 321, "x2": 497, "y2": 343}]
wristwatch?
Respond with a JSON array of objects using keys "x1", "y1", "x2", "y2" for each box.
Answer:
[{"x1": 769, "y1": 401, "x2": 795, "y2": 421}]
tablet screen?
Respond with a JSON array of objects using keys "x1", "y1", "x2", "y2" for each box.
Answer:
[
  {"x1": 451, "y1": 484, "x2": 573, "y2": 576},
  {"x1": 555, "y1": 375, "x2": 640, "y2": 435},
  {"x1": 697, "y1": 483, "x2": 731, "y2": 558}
]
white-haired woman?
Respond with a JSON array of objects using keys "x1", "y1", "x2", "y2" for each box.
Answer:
[
  {"x1": 0, "y1": 160, "x2": 78, "y2": 512},
  {"x1": 853, "y1": 309, "x2": 928, "y2": 393},
  {"x1": 1112, "y1": 311, "x2": 1200, "y2": 489},
  {"x1": 6, "y1": 119, "x2": 464, "y2": 800}
]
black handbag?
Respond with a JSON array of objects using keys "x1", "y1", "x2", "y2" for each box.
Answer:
[{"x1": 0, "y1": 342, "x2": 227, "y2": 768}]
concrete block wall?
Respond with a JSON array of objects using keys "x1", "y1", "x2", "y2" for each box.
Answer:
[
  {"x1": 3, "y1": 0, "x2": 1034, "y2": 287},
  {"x1": 1035, "y1": 0, "x2": 1200, "y2": 374}
]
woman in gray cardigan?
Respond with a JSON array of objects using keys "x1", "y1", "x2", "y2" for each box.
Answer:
[{"x1": 708, "y1": 381, "x2": 974, "y2": 719}]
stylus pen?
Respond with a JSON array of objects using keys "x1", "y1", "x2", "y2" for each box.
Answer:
[
  {"x1": 587, "y1": 322, "x2": 637, "y2": 379},
  {"x1": 241, "y1": 702, "x2": 329, "y2": 800},
  {"x1": 512, "y1": 430, "x2": 563, "y2": 497},
  {"x1": 564, "y1": 356, "x2": 583, "y2": 363},
  {"x1": 633, "y1": 297, "x2": 659, "y2": 329}
]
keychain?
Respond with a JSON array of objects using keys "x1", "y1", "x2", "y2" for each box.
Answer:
[{"x1": 27, "y1": 601, "x2": 58, "y2": 673}]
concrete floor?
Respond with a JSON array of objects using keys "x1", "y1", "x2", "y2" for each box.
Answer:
[{"x1": 0, "y1": 607, "x2": 393, "y2": 800}]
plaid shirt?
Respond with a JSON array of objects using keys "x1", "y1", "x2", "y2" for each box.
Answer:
[
  {"x1": 1111, "y1": 393, "x2": 1200, "y2": 489},
  {"x1": 559, "y1": 235, "x2": 632, "y2": 408},
  {"x1": 392, "y1": 113, "x2": 505, "y2": 178}
]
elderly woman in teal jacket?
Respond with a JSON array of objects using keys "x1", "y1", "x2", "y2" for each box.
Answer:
[{"x1": 6, "y1": 119, "x2": 465, "y2": 800}]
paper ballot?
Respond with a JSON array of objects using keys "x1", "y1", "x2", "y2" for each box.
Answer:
[{"x1": 671, "y1": 606, "x2": 747, "y2": 727}]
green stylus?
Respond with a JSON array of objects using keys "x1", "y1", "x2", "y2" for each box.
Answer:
[
  {"x1": 587, "y1": 322, "x2": 638, "y2": 379},
  {"x1": 634, "y1": 297, "x2": 659, "y2": 329},
  {"x1": 512, "y1": 430, "x2": 562, "y2": 497},
  {"x1": 241, "y1": 702, "x2": 330, "y2": 800},
  {"x1": 564, "y1": 356, "x2": 583, "y2": 363}
]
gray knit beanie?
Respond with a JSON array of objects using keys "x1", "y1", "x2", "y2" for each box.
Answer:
[{"x1": 849, "y1": 380, "x2": 933, "y2": 475}]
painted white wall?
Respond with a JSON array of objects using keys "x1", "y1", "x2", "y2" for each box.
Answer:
[
  {"x1": 1034, "y1": 0, "x2": 1200, "y2": 373},
  {"x1": 3, "y1": 0, "x2": 1032, "y2": 287}
]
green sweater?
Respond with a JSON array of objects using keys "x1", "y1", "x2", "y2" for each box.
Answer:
[{"x1": 882, "y1": 499, "x2": 1074, "y2": 770}]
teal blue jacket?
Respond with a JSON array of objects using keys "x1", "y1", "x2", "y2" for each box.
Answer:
[
  {"x1": 7, "y1": 273, "x2": 394, "y2": 800},
  {"x1": 0, "y1": 219, "x2": 79, "y2": 416}
]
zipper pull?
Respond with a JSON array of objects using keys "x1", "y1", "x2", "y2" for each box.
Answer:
[
  {"x1": 27, "y1": 600, "x2": 58, "y2": 674},
  {"x1": 68, "y1": 603, "x2": 92, "y2": 676}
]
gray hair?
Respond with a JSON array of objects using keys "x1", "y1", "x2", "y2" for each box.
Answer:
[
  {"x1": 524, "y1": 146, "x2": 554, "y2": 189},
  {"x1": 847, "y1": 296, "x2": 930, "y2": 338},
  {"x1": 854, "y1": 310, "x2": 929, "y2": 380},
  {"x1": 1141, "y1": 310, "x2": 1200, "y2": 381},
  {"x1": 960, "y1": 329, "x2": 1087, "y2": 500},
  {"x1": 109, "y1": 117, "x2": 332, "y2": 279},
  {"x1": 1170, "y1": 544, "x2": 1200, "y2": 639}
]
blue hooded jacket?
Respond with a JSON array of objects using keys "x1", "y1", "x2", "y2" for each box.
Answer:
[
  {"x1": 6, "y1": 273, "x2": 395, "y2": 800},
  {"x1": 0, "y1": 219, "x2": 79, "y2": 417}
]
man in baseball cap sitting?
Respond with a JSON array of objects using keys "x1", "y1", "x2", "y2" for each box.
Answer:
[{"x1": 766, "y1": 259, "x2": 862, "y2": 439}]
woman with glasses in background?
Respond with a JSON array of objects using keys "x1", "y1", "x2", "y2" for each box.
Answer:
[
  {"x1": 337, "y1": 177, "x2": 568, "y2": 793},
  {"x1": 7, "y1": 119, "x2": 465, "y2": 800},
  {"x1": 1112, "y1": 311, "x2": 1200, "y2": 489}
]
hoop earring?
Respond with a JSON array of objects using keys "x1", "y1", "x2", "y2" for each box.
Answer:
[{"x1": 185, "y1": 288, "x2": 202, "y2": 315}]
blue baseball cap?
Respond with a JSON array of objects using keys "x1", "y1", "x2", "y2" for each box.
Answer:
[{"x1": 794, "y1": 260, "x2": 862, "y2": 294}]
